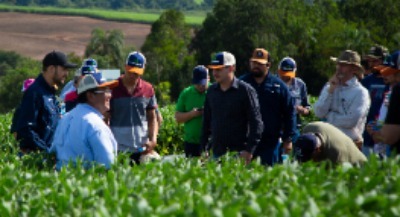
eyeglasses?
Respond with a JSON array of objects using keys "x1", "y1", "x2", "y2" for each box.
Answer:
[{"x1": 93, "y1": 89, "x2": 112, "y2": 94}]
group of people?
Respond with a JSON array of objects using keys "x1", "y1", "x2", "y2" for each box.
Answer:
[{"x1": 10, "y1": 45, "x2": 400, "y2": 169}]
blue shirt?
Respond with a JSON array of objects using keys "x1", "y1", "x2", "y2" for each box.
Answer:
[
  {"x1": 287, "y1": 77, "x2": 311, "y2": 127},
  {"x1": 240, "y1": 72, "x2": 296, "y2": 143},
  {"x1": 16, "y1": 74, "x2": 60, "y2": 151},
  {"x1": 50, "y1": 104, "x2": 117, "y2": 170}
]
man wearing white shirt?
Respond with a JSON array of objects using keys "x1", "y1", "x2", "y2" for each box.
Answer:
[{"x1": 314, "y1": 50, "x2": 370, "y2": 149}]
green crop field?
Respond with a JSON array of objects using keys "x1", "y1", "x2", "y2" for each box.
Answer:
[
  {"x1": 0, "y1": 4, "x2": 206, "y2": 26},
  {"x1": 1, "y1": 103, "x2": 400, "y2": 216}
]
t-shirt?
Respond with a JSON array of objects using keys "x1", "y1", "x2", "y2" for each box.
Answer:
[
  {"x1": 303, "y1": 122, "x2": 367, "y2": 165},
  {"x1": 385, "y1": 84, "x2": 400, "y2": 152},
  {"x1": 176, "y1": 85, "x2": 207, "y2": 144}
]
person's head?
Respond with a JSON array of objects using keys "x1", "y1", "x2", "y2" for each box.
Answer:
[
  {"x1": 330, "y1": 50, "x2": 364, "y2": 82},
  {"x1": 73, "y1": 65, "x2": 98, "y2": 87},
  {"x1": 293, "y1": 133, "x2": 320, "y2": 163},
  {"x1": 21, "y1": 78, "x2": 35, "y2": 92},
  {"x1": 208, "y1": 51, "x2": 236, "y2": 84},
  {"x1": 77, "y1": 74, "x2": 119, "y2": 114},
  {"x1": 82, "y1": 58, "x2": 98, "y2": 69},
  {"x1": 278, "y1": 57, "x2": 297, "y2": 83},
  {"x1": 124, "y1": 51, "x2": 146, "y2": 83},
  {"x1": 249, "y1": 48, "x2": 271, "y2": 78},
  {"x1": 364, "y1": 45, "x2": 389, "y2": 73},
  {"x1": 379, "y1": 50, "x2": 400, "y2": 84},
  {"x1": 192, "y1": 65, "x2": 209, "y2": 93},
  {"x1": 42, "y1": 51, "x2": 77, "y2": 86}
]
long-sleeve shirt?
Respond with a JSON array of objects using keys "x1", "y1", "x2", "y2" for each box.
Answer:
[
  {"x1": 287, "y1": 77, "x2": 311, "y2": 127},
  {"x1": 200, "y1": 77, "x2": 263, "y2": 155},
  {"x1": 314, "y1": 77, "x2": 370, "y2": 141},
  {"x1": 16, "y1": 74, "x2": 60, "y2": 151},
  {"x1": 50, "y1": 103, "x2": 117, "y2": 170},
  {"x1": 240, "y1": 73, "x2": 296, "y2": 144}
]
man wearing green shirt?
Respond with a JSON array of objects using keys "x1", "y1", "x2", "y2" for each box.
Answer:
[{"x1": 175, "y1": 65, "x2": 209, "y2": 157}]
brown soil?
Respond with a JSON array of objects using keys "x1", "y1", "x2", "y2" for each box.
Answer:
[{"x1": 0, "y1": 12, "x2": 151, "y2": 60}]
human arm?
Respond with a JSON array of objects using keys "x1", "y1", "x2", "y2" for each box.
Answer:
[
  {"x1": 281, "y1": 83, "x2": 296, "y2": 151},
  {"x1": 16, "y1": 91, "x2": 48, "y2": 150},
  {"x1": 296, "y1": 81, "x2": 311, "y2": 116},
  {"x1": 382, "y1": 85, "x2": 400, "y2": 145},
  {"x1": 245, "y1": 87, "x2": 263, "y2": 155},
  {"x1": 314, "y1": 83, "x2": 334, "y2": 118},
  {"x1": 200, "y1": 93, "x2": 211, "y2": 152},
  {"x1": 146, "y1": 108, "x2": 158, "y2": 152},
  {"x1": 88, "y1": 128, "x2": 117, "y2": 169}
]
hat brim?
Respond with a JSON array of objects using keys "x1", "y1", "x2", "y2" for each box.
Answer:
[
  {"x1": 278, "y1": 70, "x2": 295, "y2": 78},
  {"x1": 126, "y1": 66, "x2": 144, "y2": 75},
  {"x1": 208, "y1": 65, "x2": 225, "y2": 69},
  {"x1": 63, "y1": 63, "x2": 78, "y2": 69},
  {"x1": 98, "y1": 80, "x2": 119, "y2": 89},
  {"x1": 192, "y1": 79, "x2": 208, "y2": 85},
  {"x1": 330, "y1": 57, "x2": 365, "y2": 73},
  {"x1": 381, "y1": 67, "x2": 400, "y2": 76},
  {"x1": 365, "y1": 55, "x2": 381, "y2": 60},
  {"x1": 373, "y1": 65, "x2": 387, "y2": 72},
  {"x1": 250, "y1": 58, "x2": 268, "y2": 64}
]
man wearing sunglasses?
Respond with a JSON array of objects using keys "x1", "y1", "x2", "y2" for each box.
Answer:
[{"x1": 50, "y1": 74, "x2": 119, "y2": 170}]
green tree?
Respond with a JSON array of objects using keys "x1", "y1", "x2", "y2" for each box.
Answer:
[
  {"x1": 85, "y1": 28, "x2": 125, "y2": 69},
  {"x1": 141, "y1": 9, "x2": 194, "y2": 103}
]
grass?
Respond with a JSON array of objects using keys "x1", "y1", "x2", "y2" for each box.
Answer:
[{"x1": 0, "y1": 4, "x2": 206, "y2": 26}]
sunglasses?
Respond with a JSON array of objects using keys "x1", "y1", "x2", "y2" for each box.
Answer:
[{"x1": 93, "y1": 89, "x2": 112, "y2": 94}]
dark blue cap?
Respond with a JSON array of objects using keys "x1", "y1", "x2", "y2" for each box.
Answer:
[
  {"x1": 294, "y1": 133, "x2": 318, "y2": 162},
  {"x1": 192, "y1": 65, "x2": 208, "y2": 85}
]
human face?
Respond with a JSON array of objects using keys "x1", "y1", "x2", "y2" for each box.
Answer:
[
  {"x1": 279, "y1": 75, "x2": 292, "y2": 83},
  {"x1": 366, "y1": 57, "x2": 383, "y2": 69},
  {"x1": 124, "y1": 72, "x2": 140, "y2": 84},
  {"x1": 194, "y1": 83, "x2": 208, "y2": 93},
  {"x1": 53, "y1": 65, "x2": 69, "y2": 86},
  {"x1": 212, "y1": 66, "x2": 232, "y2": 84},
  {"x1": 88, "y1": 88, "x2": 112, "y2": 114},
  {"x1": 382, "y1": 74, "x2": 396, "y2": 85},
  {"x1": 335, "y1": 63, "x2": 358, "y2": 82},
  {"x1": 250, "y1": 61, "x2": 268, "y2": 78}
]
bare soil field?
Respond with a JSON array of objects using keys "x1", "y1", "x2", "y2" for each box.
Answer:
[{"x1": 0, "y1": 12, "x2": 151, "y2": 60}]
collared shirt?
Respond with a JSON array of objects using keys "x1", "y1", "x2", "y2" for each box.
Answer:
[
  {"x1": 240, "y1": 73, "x2": 296, "y2": 143},
  {"x1": 314, "y1": 77, "x2": 370, "y2": 141},
  {"x1": 110, "y1": 77, "x2": 157, "y2": 152},
  {"x1": 176, "y1": 85, "x2": 207, "y2": 144},
  {"x1": 15, "y1": 73, "x2": 60, "y2": 151},
  {"x1": 287, "y1": 77, "x2": 311, "y2": 127},
  {"x1": 50, "y1": 103, "x2": 117, "y2": 170},
  {"x1": 200, "y1": 77, "x2": 263, "y2": 155}
]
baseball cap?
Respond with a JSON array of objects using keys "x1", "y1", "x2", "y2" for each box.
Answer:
[
  {"x1": 75, "y1": 65, "x2": 97, "y2": 77},
  {"x1": 380, "y1": 50, "x2": 400, "y2": 76},
  {"x1": 208, "y1": 52, "x2": 236, "y2": 69},
  {"x1": 365, "y1": 45, "x2": 389, "y2": 60},
  {"x1": 43, "y1": 51, "x2": 77, "y2": 69},
  {"x1": 125, "y1": 51, "x2": 146, "y2": 75},
  {"x1": 293, "y1": 133, "x2": 318, "y2": 162},
  {"x1": 82, "y1": 58, "x2": 98, "y2": 68},
  {"x1": 77, "y1": 73, "x2": 119, "y2": 95},
  {"x1": 250, "y1": 48, "x2": 270, "y2": 64},
  {"x1": 192, "y1": 65, "x2": 209, "y2": 85},
  {"x1": 278, "y1": 57, "x2": 297, "y2": 78}
]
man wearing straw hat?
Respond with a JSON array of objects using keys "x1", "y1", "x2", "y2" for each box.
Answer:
[{"x1": 314, "y1": 50, "x2": 370, "y2": 150}]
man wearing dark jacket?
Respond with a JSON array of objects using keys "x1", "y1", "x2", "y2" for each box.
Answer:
[
  {"x1": 15, "y1": 51, "x2": 77, "y2": 153},
  {"x1": 240, "y1": 48, "x2": 296, "y2": 166}
]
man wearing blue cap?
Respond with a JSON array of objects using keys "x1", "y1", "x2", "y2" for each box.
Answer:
[
  {"x1": 15, "y1": 50, "x2": 77, "y2": 153},
  {"x1": 294, "y1": 121, "x2": 367, "y2": 165},
  {"x1": 175, "y1": 65, "x2": 210, "y2": 157},
  {"x1": 110, "y1": 51, "x2": 159, "y2": 165}
]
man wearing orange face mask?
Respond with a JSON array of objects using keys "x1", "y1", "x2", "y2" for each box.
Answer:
[{"x1": 278, "y1": 57, "x2": 311, "y2": 134}]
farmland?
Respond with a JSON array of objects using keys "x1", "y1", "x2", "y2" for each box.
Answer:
[{"x1": 1, "y1": 108, "x2": 400, "y2": 216}]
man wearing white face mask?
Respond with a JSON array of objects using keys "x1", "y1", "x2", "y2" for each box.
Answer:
[{"x1": 314, "y1": 50, "x2": 370, "y2": 150}]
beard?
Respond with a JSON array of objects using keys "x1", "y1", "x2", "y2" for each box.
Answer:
[{"x1": 251, "y1": 68, "x2": 264, "y2": 78}]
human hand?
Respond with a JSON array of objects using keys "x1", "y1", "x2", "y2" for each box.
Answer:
[
  {"x1": 282, "y1": 141, "x2": 293, "y2": 154},
  {"x1": 192, "y1": 108, "x2": 203, "y2": 116},
  {"x1": 296, "y1": 106, "x2": 309, "y2": 115},
  {"x1": 143, "y1": 140, "x2": 157, "y2": 154},
  {"x1": 239, "y1": 150, "x2": 253, "y2": 165},
  {"x1": 328, "y1": 76, "x2": 339, "y2": 94}
]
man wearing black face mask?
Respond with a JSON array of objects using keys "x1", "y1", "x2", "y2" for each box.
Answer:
[{"x1": 240, "y1": 48, "x2": 296, "y2": 166}]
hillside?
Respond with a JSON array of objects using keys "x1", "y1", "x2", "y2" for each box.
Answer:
[{"x1": 0, "y1": 12, "x2": 151, "y2": 60}]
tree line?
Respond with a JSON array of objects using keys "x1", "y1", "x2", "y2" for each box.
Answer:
[
  {"x1": 1, "y1": 0, "x2": 400, "y2": 113},
  {"x1": 0, "y1": 0, "x2": 215, "y2": 10}
]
